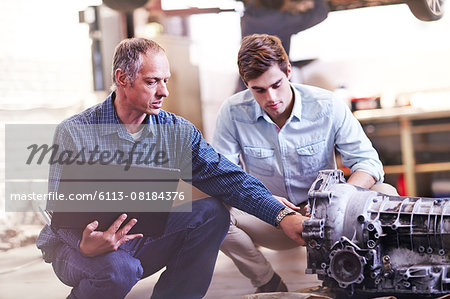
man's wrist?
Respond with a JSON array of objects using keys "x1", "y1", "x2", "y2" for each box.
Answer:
[{"x1": 275, "y1": 207, "x2": 296, "y2": 227}]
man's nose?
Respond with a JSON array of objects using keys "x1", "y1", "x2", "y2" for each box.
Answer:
[
  {"x1": 158, "y1": 81, "x2": 169, "y2": 97},
  {"x1": 266, "y1": 88, "x2": 276, "y2": 102}
]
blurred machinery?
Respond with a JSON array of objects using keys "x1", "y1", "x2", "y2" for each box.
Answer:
[
  {"x1": 303, "y1": 170, "x2": 450, "y2": 298},
  {"x1": 244, "y1": 0, "x2": 445, "y2": 21}
]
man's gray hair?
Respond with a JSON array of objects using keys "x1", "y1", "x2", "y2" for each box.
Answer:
[{"x1": 111, "y1": 38, "x2": 164, "y2": 91}]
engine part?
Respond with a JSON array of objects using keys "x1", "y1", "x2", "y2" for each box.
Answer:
[{"x1": 303, "y1": 169, "x2": 450, "y2": 298}]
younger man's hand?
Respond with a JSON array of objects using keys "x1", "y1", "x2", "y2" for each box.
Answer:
[
  {"x1": 273, "y1": 195, "x2": 301, "y2": 211},
  {"x1": 79, "y1": 214, "x2": 143, "y2": 257}
]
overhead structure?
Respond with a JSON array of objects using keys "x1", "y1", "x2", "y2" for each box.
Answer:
[
  {"x1": 240, "y1": 0, "x2": 445, "y2": 22},
  {"x1": 326, "y1": 0, "x2": 445, "y2": 21}
]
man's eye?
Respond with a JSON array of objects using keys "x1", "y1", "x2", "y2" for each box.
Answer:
[
  {"x1": 147, "y1": 81, "x2": 157, "y2": 86},
  {"x1": 272, "y1": 83, "x2": 281, "y2": 89},
  {"x1": 255, "y1": 89, "x2": 265, "y2": 94}
]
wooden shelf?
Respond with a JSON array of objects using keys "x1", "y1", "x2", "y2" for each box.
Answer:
[
  {"x1": 356, "y1": 106, "x2": 450, "y2": 196},
  {"x1": 383, "y1": 165, "x2": 404, "y2": 174},
  {"x1": 366, "y1": 123, "x2": 450, "y2": 137},
  {"x1": 415, "y1": 162, "x2": 450, "y2": 173},
  {"x1": 384, "y1": 162, "x2": 450, "y2": 175}
]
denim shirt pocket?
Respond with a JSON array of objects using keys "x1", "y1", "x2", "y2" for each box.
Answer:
[
  {"x1": 243, "y1": 146, "x2": 275, "y2": 177},
  {"x1": 296, "y1": 140, "x2": 327, "y2": 175}
]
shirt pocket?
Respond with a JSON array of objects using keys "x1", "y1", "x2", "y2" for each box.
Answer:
[
  {"x1": 243, "y1": 146, "x2": 275, "y2": 177},
  {"x1": 296, "y1": 140, "x2": 328, "y2": 176}
]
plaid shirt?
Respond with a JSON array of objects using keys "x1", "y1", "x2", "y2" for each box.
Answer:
[{"x1": 36, "y1": 93, "x2": 284, "y2": 260}]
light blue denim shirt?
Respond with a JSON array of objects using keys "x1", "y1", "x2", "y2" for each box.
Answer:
[{"x1": 212, "y1": 83, "x2": 384, "y2": 205}]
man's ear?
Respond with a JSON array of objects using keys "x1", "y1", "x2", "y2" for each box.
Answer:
[
  {"x1": 286, "y1": 63, "x2": 292, "y2": 80},
  {"x1": 115, "y1": 69, "x2": 128, "y2": 87}
]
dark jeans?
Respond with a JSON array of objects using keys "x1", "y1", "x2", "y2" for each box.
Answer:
[{"x1": 52, "y1": 197, "x2": 230, "y2": 299}]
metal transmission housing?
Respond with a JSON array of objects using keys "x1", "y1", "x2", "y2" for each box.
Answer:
[{"x1": 303, "y1": 170, "x2": 450, "y2": 298}]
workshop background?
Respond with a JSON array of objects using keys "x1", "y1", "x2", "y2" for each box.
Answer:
[{"x1": 0, "y1": 0, "x2": 449, "y2": 298}]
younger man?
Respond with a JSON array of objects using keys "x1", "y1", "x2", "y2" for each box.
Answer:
[{"x1": 213, "y1": 34, "x2": 397, "y2": 293}]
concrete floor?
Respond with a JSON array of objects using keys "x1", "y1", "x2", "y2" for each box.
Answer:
[{"x1": 0, "y1": 244, "x2": 320, "y2": 299}]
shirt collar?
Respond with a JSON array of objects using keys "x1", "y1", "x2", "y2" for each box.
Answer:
[
  {"x1": 255, "y1": 102, "x2": 266, "y2": 121},
  {"x1": 99, "y1": 92, "x2": 154, "y2": 140},
  {"x1": 290, "y1": 83, "x2": 302, "y2": 121}
]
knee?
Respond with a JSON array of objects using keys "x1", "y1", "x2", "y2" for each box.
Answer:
[
  {"x1": 371, "y1": 183, "x2": 399, "y2": 196},
  {"x1": 221, "y1": 216, "x2": 243, "y2": 246},
  {"x1": 193, "y1": 197, "x2": 230, "y2": 236},
  {"x1": 220, "y1": 225, "x2": 244, "y2": 256},
  {"x1": 98, "y1": 251, "x2": 143, "y2": 297}
]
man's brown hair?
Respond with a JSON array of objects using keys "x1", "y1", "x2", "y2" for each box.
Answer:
[{"x1": 238, "y1": 34, "x2": 289, "y2": 85}]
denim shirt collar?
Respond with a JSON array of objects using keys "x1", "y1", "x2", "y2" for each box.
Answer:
[
  {"x1": 99, "y1": 92, "x2": 154, "y2": 141},
  {"x1": 291, "y1": 84, "x2": 303, "y2": 121}
]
